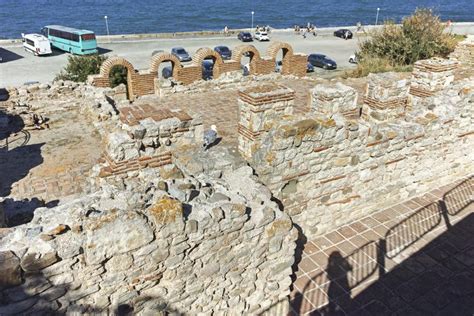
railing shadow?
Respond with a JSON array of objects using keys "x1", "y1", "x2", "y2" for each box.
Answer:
[
  {"x1": 291, "y1": 176, "x2": 473, "y2": 315},
  {"x1": 442, "y1": 175, "x2": 473, "y2": 216},
  {"x1": 385, "y1": 201, "x2": 442, "y2": 259}
]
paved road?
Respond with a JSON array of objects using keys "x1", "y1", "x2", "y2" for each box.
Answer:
[{"x1": 0, "y1": 32, "x2": 360, "y2": 87}]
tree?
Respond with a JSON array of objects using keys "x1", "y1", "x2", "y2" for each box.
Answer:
[{"x1": 55, "y1": 54, "x2": 107, "y2": 82}]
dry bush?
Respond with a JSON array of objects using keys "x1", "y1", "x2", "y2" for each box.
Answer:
[{"x1": 348, "y1": 8, "x2": 457, "y2": 77}]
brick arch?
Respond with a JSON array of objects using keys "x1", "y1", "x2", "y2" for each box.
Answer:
[
  {"x1": 150, "y1": 53, "x2": 182, "y2": 79},
  {"x1": 192, "y1": 48, "x2": 224, "y2": 79},
  {"x1": 100, "y1": 56, "x2": 136, "y2": 77},
  {"x1": 266, "y1": 42, "x2": 294, "y2": 60},
  {"x1": 266, "y1": 42, "x2": 294, "y2": 74},
  {"x1": 231, "y1": 45, "x2": 261, "y2": 61},
  {"x1": 98, "y1": 57, "x2": 136, "y2": 100},
  {"x1": 231, "y1": 45, "x2": 261, "y2": 75}
]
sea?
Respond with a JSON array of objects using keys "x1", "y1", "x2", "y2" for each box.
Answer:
[{"x1": 0, "y1": 0, "x2": 473, "y2": 39}]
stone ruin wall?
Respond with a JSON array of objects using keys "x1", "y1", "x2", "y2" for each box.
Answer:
[
  {"x1": 239, "y1": 58, "x2": 474, "y2": 238},
  {"x1": 449, "y1": 35, "x2": 474, "y2": 66},
  {"x1": 88, "y1": 42, "x2": 307, "y2": 100},
  {"x1": 0, "y1": 81, "x2": 297, "y2": 314},
  {"x1": 1, "y1": 50, "x2": 474, "y2": 314},
  {"x1": 0, "y1": 166, "x2": 297, "y2": 314}
]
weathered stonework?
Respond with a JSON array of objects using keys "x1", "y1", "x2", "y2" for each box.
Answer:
[
  {"x1": 410, "y1": 57, "x2": 459, "y2": 98},
  {"x1": 97, "y1": 103, "x2": 202, "y2": 177},
  {"x1": 239, "y1": 60, "x2": 474, "y2": 238},
  {"x1": 1, "y1": 40, "x2": 473, "y2": 315},
  {"x1": 362, "y1": 72, "x2": 410, "y2": 122},
  {"x1": 449, "y1": 35, "x2": 474, "y2": 66},
  {"x1": 0, "y1": 160, "x2": 297, "y2": 314},
  {"x1": 310, "y1": 82, "x2": 359, "y2": 119},
  {"x1": 238, "y1": 83, "x2": 295, "y2": 159}
]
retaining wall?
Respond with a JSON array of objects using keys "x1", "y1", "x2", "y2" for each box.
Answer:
[{"x1": 239, "y1": 58, "x2": 474, "y2": 238}]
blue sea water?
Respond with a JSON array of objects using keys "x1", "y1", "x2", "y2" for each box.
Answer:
[{"x1": 0, "y1": 0, "x2": 473, "y2": 39}]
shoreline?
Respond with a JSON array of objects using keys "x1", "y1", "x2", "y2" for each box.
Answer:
[{"x1": 1, "y1": 22, "x2": 473, "y2": 46}]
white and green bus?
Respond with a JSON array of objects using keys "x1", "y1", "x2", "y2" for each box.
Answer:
[{"x1": 41, "y1": 25, "x2": 98, "y2": 55}]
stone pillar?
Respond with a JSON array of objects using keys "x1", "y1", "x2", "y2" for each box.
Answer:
[
  {"x1": 99, "y1": 105, "x2": 200, "y2": 177},
  {"x1": 238, "y1": 83, "x2": 295, "y2": 159},
  {"x1": 409, "y1": 58, "x2": 459, "y2": 98},
  {"x1": 310, "y1": 82, "x2": 358, "y2": 119},
  {"x1": 362, "y1": 72, "x2": 410, "y2": 122}
]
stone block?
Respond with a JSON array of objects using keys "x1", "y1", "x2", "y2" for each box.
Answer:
[
  {"x1": 20, "y1": 251, "x2": 59, "y2": 273},
  {"x1": 310, "y1": 82, "x2": 358, "y2": 118},
  {"x1": 0, "y1": 251, "x2": 22, "y2": 289}
]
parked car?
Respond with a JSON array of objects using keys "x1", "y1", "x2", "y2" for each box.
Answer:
[
  {"x1": 214, "y1": 46, "x2": 232, "y2": 60},
  {"x1": 21, "y1": 33, "x2": 52, "y2": 56},
  {"x1": 202, "y1": 59, "x2": 214, "y2": 80},
  {"x1": 254, "y1": 31, "x2": 270, "y2": 41},
  {"x1": 162, "y1": 66, "x2": 173, "y2": 79},
  {"x1": 349, "y1": 54, "x2": 358, "y2": 64},
  {"x1": 237, "y1": 32, "x2": 253, "y2": 42},
  {"x1": 171, "y1": 47, "x2": 192, "y2": 62},
  {"x1": 275, "y1": 61, "x2": 314, "y2": 73},
  {"x1": 334, "y1": 29, "x2": 353, "y2": 39},
  {"x1": 308, "y1": 54, "x2": 337, "y2": 70}
]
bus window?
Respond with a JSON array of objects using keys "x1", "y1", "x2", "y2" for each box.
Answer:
[{"x1": 81, "y1": 34, "x2": 96, "y2": 41}]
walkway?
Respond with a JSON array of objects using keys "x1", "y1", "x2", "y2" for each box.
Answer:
[{"x1": 290, "y1": 175, "x2": 474, "y2": 315}]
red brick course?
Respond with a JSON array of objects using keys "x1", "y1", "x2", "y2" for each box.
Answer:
[{"x1": 89, "y1": 42, "x2": 308, "y2": 99}]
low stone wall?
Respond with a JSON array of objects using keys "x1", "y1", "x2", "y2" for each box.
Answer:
[
  {"x1": 449, "y1": 35, "x2": 474, "y2": 66},
  {"x1": 89, "y1": 42, "x2": 307, "y2": 100},
  {"x1": 239, "y1": 58, "x2": 474, "y2": 238}
]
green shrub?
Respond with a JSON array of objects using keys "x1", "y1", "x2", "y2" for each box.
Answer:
[
  {"x1": 348, "y1": 8, "x2": 457, "y2": 78},
  {"x1": 109, "y1": 66, "x2": 128, "y2": 88},
  {"x1": 55, "y1": 54, "x2": 107, "y2": 82}
]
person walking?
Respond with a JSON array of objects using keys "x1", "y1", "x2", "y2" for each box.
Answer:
[{"x1": 224, "y1": 25, "x2": 229, "y2": 36}]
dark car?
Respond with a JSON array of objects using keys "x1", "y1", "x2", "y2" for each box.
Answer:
[
  {"x1": 276, "y1": 61, "x2": 314, "y2": 73},
  {"x1": 237, "y1": 32, "x2": 253, "y2": 42},
  {"x1": 162, "y1": 67, "x2": 173, "y2": 79},
  {"x1": 171, "y1": 47, "x2": 192, "y2": 62},
  {"x1": 202, "y1": 59, "x2": 214, "y2": 80},
  {"x1": 308, "y1": 54, "x2": 337, "y2": 70},
  {"x1": 214, "y1": 46, "x2": 232, "y2": 60},
  {"x1": 334, "y1": 29, "x2": 353, "y2": 39}
]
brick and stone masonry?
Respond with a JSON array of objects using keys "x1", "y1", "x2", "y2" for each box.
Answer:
[
  {"x1": 238, "y1": 83, "x2": 295, "y2": 159},
  {"x1": 238, "y1": 57, "x2": 474, "y2": 238},
  {"x1": 99, "y1": 104, "x2": 203, "y2": 177},
  {"x1": 89, "y1": 42, "x2": 308, "y2": 100}
]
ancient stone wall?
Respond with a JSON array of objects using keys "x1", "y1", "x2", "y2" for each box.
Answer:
[
  {"x1": 239, "y1": 58, "x2": 474, "y2": 238},
  {"x1": 89, "y1": 42, "x2": 307, "y2": 99},
  {"x1": 0, "y1": 161, "x2": 297, "y2": 314},
  {"x1": 409, "y1": 58, "x2": 458, "y2": 98},
  {"x1": 98, "y1": 103, "x2": 202, "y2": 177},
  {"x1": 449, "y1": 35, "x2": 474, "y2": 66}
]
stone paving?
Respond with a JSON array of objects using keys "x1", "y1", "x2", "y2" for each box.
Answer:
[
  {"x1": 289, "y1": 175, "x2": 474, "y2": 315},
  {"x1": 0, "y1": 107, "x2": 101, "y2": 203}
]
